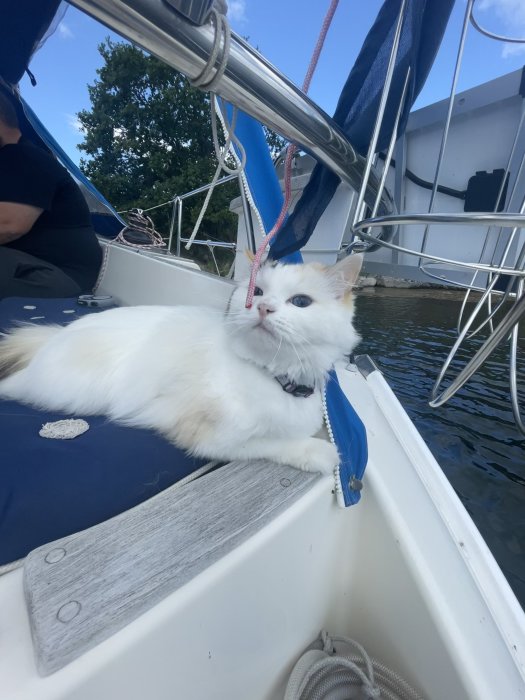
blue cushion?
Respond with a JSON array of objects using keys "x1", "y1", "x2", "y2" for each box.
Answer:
[{"x1": 0, "y1": 298, "x2": 207, "y2": 565}]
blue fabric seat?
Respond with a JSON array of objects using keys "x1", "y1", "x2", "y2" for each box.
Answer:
[{"x1": 0, "y1": 297, "x2": 207, "y2": 566}]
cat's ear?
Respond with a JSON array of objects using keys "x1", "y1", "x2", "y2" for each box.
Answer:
[{"x1": 328, "y1": 253, "x2": 363, "y2": 295}]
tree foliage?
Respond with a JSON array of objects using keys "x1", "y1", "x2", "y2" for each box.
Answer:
[{"x1": 78, "y1": 39, "x2": 284, "y2": 271}]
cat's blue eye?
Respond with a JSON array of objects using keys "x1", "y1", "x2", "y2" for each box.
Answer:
[
  {"x1": 254, "y1": 286, "x2": 263, "y2": 296},
  {"x1": 289, "y1": 294, "x2": 313, "y2": 308}
]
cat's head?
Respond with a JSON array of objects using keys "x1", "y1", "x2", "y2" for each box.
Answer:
[{"x1": 226, "y1": 255, "x2": 362, "y2": 386}]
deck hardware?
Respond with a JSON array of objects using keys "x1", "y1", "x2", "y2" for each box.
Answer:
[
  {"x1": 45, "y1": 549, "x2": 66, "y2": 564},
  {"x1": 280, "y1": 478, "x2": 291, "y2": 488},
  {"x1": 349, "y1": 477, "x2": 363, "y2": 492},
  {"x1": 57, "y1": 601, "x2": 81, "y2": 623}
]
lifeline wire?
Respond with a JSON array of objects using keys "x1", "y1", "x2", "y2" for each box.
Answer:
[{"x1": 245, "y1": 0, "x2": 340, "y2": 308}]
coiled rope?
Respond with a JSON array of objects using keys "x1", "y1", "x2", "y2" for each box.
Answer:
[
  {"x1": 189, "y1": 8, "x2": 231, "y2": 92},
  {"x1": 284, "y1": 631, "x2": 424, "y2": 700},
  {"x1": 115, "y1": 208, "x2": 166, "y2": 249}
]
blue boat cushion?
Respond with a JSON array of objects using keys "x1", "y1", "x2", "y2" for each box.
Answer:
[{"x1": 0, "y1": 297, "x2": 208, "y2": 566}]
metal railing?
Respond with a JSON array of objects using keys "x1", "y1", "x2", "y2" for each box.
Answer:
[
  {"x1": 165, "y1": 174, "x2": 238, "y2": 256},
  {"x1": 70, "y1": 0, "x2": 394, "y2": 230},
  {"x1": 345, "y1": 0, "x2": 525, "y2": 433}
]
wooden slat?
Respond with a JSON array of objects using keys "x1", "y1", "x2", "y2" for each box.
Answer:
[{"x1": 24, "y1": 460, "x2": 319, "y2": 675}]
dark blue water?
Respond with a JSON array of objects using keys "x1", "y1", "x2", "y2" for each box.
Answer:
[{"x1": 354, "y1": 289, "x2": 525, "y2": 607}]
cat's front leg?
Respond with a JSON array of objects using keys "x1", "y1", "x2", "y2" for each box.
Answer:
[
  {"x1": 195, "y1": 436, "x2": 340, "y2": 475},
  {"x1": 272, "y1": 437, "x2": 340, "y2": 475}
]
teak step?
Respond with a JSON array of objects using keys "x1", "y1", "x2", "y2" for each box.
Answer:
[{"x1": 24, "y1": 460, "x2": 319, "y2": 675}]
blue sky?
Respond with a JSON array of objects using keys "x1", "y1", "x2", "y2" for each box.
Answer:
[{"x1": 19, "y1": 0, "x2": 525, "y2": 165}]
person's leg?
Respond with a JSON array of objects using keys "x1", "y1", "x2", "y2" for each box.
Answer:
[{"x1": 0, "y1": 247, "x2": 82, "y2": 299}]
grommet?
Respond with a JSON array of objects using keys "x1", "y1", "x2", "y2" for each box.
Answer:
[
  {"x1": 57, "y1": 601, "x2": 81, "y2": 623},
  {"x1": 45, "y1": 548, "x2": 66, "y2": 564}
]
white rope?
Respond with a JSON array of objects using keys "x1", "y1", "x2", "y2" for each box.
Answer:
[
  {"x1": 188, "y1": 8, "x2": 231, "y2": 92},
  {"x1": 213, "y1": 100, "x2": 268, "y2": 245},
  {"x1": 284, "y1": 631, "x2": 424, "y2": 700},
  {"x1": 115, "y1": 209, "x2": 166, "y2": 249},
  {"x1": 185, "y1": 97, "x2": 245, "y2": 250},
  {"x1": 119, "y1": 9, "x2": 232, "y2": 230}
]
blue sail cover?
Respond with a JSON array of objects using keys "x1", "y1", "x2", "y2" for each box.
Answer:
[
  {"x1": 222, "y1": 102, "x2": 301, "y2": 263},
  {"x1": 0, "y1": 0, "x2": 61, "y2": 85},
  {"x1": 269, "y1": 0, "x2": 456, "y2": 260}
]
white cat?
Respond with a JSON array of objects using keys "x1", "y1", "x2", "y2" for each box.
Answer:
[{"x1": 0, "y1": 255, "x2": 362, "y2": 474}]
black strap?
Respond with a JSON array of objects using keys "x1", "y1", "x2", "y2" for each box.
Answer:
[{"x1": 275, "y1": 375, "x2": 314, "y2": 398}]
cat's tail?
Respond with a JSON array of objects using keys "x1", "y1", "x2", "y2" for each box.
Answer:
[{"x1": 0, "y1": 324, "x2": 61, "y2": 379}]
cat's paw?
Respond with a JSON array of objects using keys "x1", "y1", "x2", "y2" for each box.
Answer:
[{"x1": 291, "y1": 438, "x2": 340, "y2": 475}]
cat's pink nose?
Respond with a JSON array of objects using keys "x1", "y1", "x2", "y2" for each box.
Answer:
[{"x1": 257, "y1": 302, "x2": 275, "y2": 318}]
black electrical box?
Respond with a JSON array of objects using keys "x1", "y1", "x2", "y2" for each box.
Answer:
[{"x1": 464, "y1": 169, "x2": 508, "y2": 212}]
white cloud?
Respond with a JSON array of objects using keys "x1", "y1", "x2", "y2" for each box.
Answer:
[
  {"x1": 502, "y1": 42, "x2": 525, "y2": 57},
  {"x1": 66, "y1": 114, "x2": 84, "y2": 134},
  {"x1": 57, "y1": 22, "x2": 74, "y2": 40},
  {"x1": 228, "y1": 0, "x2": 247, "y2": 23},
  {"x1": 476, "y1": 0, "x2": 525, "y2": 58}
]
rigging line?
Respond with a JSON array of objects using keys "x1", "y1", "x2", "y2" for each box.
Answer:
[
  {"x1": 117, "y1": 198, "x2": 175, "y2": 215},
  {"x1": 185, "y1": 97, "x2": 245, "y2": 250},
  {"x1": 188, "y1": 8, "x2": 231, "y2": 92},
  {"x1": 245, "y1": 0, "x2": 340, "y2": 308},
  {"x1": 214, "y1": 101, "x2": 267, "y2": 246},
  {"x1": 120, "y1": 9, "x2": 233, "y2": 222}
]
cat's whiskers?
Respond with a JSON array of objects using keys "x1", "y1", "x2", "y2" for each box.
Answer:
[
  {"x1": 274, "y1": 319, "x2": 314, "y2": 350},
  {"x1": 287, "y1": 336, "x2": 307, "y2": 378},
  {"x1": 269, "y1": 335, "x2": 283, "y2": 368}
]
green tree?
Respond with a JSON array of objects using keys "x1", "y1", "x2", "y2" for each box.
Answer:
[{"x1": 77, "y1": 39, "x2": 241, "y2": 272}]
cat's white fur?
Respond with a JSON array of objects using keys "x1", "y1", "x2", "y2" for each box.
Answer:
[{"x1": 0, "y1": 256, "x2": 362, "y2": 474}]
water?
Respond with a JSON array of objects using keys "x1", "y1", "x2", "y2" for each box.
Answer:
[{"x1": 353, "y1": 288, "x2": 525, "y2": 607}]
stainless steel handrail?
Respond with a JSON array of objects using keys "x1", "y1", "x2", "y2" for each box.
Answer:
[
  {"x1": 166, "y1": 174, "x2": 237, "y2": 252},
  {"x1": 353, "y1": 212, "x2": 525, "y2": 277},
  {"x1": 70, "y1": 0, "x2": 393, "y2": 221}
]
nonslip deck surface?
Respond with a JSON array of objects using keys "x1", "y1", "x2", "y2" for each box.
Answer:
[{"x1": 24, "y1": 459, "x2": 319, "y2": 675}]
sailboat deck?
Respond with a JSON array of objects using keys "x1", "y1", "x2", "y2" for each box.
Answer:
[
  {"x1": 25, "y1": 459, "x2": 319, "y2": 675},
  {"x1": 0, "y1": 296, "x2": 208, "y2": 568}
]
